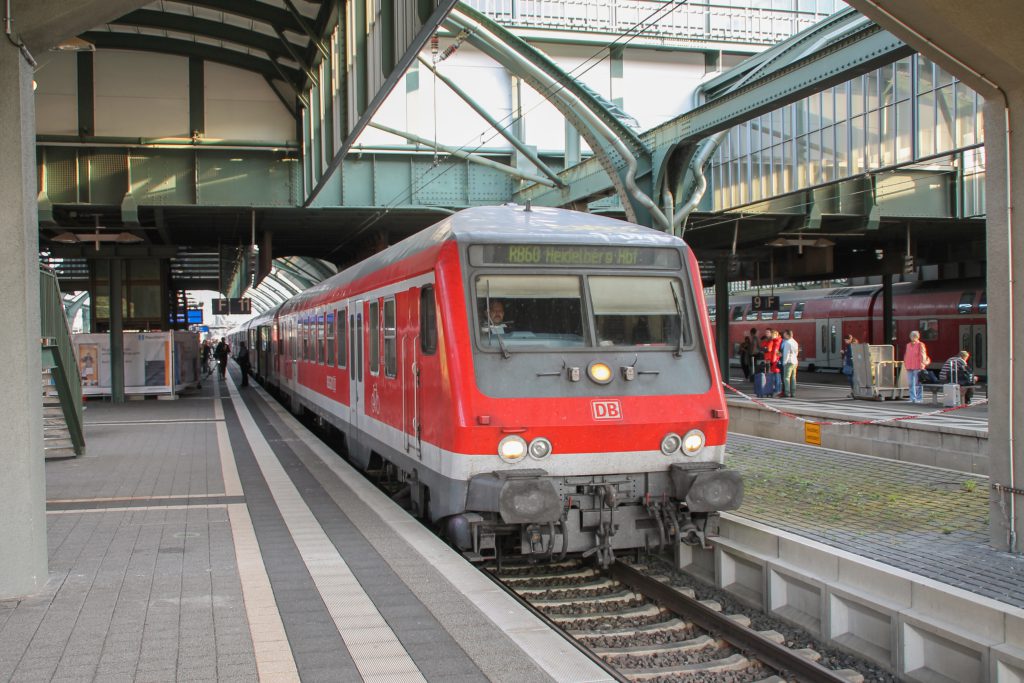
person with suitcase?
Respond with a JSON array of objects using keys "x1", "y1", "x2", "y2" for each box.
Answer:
[{"x1": 939, "y1": 350, "x2": 975, "y2": 405}]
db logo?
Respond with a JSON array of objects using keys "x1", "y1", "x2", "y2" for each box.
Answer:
[{"x1": 591, "y1": 400, "x2": 622, "y2": 420}]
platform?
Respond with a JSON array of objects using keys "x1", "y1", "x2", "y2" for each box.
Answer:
[
  {"x1": 724, "y1": 372, "x2": 990, "y2": 474},
  {"x1": 0, "y1": 372, "x2": 611, "y2": 683}
]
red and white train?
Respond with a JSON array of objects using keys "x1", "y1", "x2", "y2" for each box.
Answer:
[
  {"x1": 710, "y1": 279, "x2": 987, "y2": 378},
  {"x1": 230, "y1": 205, "x2": 742, "y2": 565}
]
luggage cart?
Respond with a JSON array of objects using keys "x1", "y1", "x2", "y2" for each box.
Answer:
[{"x1": 851, "y1": 344, "x2": 908, "y2": 401}]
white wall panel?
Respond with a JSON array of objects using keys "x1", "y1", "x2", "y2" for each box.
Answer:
[
  {"x1": 33, "y1": 52, "x2": 78, "y2": 136},
  {"x1": 94, "y1": 51, "x2": 189, "y2": 138},
  {"x1": 206, "y1": 63, "x2": 296, "y2": 143},
  {"x1": 622, "y1": 49, "x2": 704, "y2": 130}
]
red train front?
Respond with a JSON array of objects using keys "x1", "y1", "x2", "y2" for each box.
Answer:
[{"x1": 237, "y1": 205, "x2": 743, "y2": 566}]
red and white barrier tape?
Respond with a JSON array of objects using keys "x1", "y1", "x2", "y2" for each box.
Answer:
[{"x1": 721, "y1": 382, "x2": 987, "y2": 427}]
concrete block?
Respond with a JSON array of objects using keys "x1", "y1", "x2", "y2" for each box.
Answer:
[
  {"x1": 827, "y1": 586, "x2": 897, "y2": 669},
  {"x1": 836, "y1": 557, "x2": 913, "y2": 607},
  {"x1": 934, "y1": 449, "x2": 973, "y2": 473},
  {"x1": 1005, "y1": 613, "x2": 1024, "y2": 649},
  {"x1": 992, "y1": 643, "x2": 1024, "y2": 683},
  {"x1": 719, "y1": 520, "x2": 780, "y2": 558},
  {"x1": 768, "y1": 563, "x2": 825, "y2": 636},
  {"x1": 777, "y1": 537, "x2": 839, "y2": 582},
  {"x1": 715, "y1": 542, "x2": 766, "y2": 610},
  {"x1": 676, "y1": 542, "x2": 715, "y2": 585},
  {"x1": 911, "y1": 583, "x2": 1005, "y2": 643},
  {"x1": 900, "y1": 611, "x2": 994, "y2": 683}
]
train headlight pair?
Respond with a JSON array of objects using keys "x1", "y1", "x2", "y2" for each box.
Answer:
[
  {"x1": 498, "y1": 435, "x2": 552, "y2": 463},
  {"x1": 661, "y1": 429, "x2": 705, "y2": 456}
]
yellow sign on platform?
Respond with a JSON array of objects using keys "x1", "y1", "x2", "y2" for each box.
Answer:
[{"x1": 804, "y1": 422, "x2": 822, "y2": 446}]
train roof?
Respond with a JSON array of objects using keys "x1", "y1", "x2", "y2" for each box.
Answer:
[{"x1": 279, "y1": 205, "x2": 685, "y2": 314}]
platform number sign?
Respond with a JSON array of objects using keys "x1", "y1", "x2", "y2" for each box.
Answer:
[
  {"x1": 212, "y1": 298, "x2": 252, "y2": 315},
  {"x1": 751, "y1": 295, "x2": 780, "y2": 312}
]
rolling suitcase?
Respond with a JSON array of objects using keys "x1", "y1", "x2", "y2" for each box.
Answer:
[
  {"x1": 942, "y1": 383, "x2": 961, "y2": 407},
  {"x1": 754, "y1": 372, "x2": 769, "y2": 398}
]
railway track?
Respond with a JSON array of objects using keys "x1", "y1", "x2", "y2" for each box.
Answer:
[{"x1": 489, "y1": 559, "x2": 864, "y2": 683}]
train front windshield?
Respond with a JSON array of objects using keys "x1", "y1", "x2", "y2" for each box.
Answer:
[{"x1": 475, "y1": 274, "x2": 690, "y2": 351}]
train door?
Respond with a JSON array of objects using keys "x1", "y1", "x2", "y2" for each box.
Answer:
[
  {"x1": 959, "y1": 324, "x2": 987, "y2": 377},
  {"x1": 349, "y1": 303, "x2": 365, "y2": 455},
  {"x1": 817, "y1": 319, "x2": 843, "y2": 369},
  {"x1": 403, "y1": 288, "x2": 420, "y2": 457}
]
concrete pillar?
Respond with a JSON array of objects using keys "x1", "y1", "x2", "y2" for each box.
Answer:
[
  {"x1": 0, "y1": 39, "x2": 48, "y2": 597},
  {"x1": 983, "y1": 91, "x2": 1024, "y2": 552}
]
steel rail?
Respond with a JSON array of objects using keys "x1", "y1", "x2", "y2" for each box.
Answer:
[
  {"x1": 480, "y1": 565, "x2": 629, "y2": 683},
  {"x1": 610, "y1": 561, "x2": 850, "y2": 683}
]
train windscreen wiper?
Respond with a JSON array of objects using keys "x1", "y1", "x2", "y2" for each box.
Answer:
[{"x1": 670, "y1": 281, "x2": 684, "y2": 358}]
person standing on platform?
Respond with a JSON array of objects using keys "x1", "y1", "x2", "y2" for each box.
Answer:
[
  {"x1": 780, "y1": 329, "x2": 799, "y2": 397},
  {"x1": 768, "y1": 328, "x2": 783, "y2": 396},
  {"x1": 904, "y1": 330, "x2": 930, "y2": 403},
  {"x1": 739, "y1": 334, "x2": 753, "y2": 381},
  {"x1": 236, "y1": 342, "x2": 251, "y2": 387},
  {"x1": 842, "y1": 334, "x2": 857, "y2": 394},
  {"x1": 214, "y1": 339, "x2": 229, "y2": 379}
]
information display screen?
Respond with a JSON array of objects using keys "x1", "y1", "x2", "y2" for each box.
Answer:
[{"x1": 470, "y1": 244, "x2": 680, "y2": 269}]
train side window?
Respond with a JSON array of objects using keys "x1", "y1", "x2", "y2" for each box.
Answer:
[
  {"x1": 337, "y1": 308, "x2": 347, "y2": 368},
  {"x1": 760, "y1": 311, "x2": 773, "y2": 320},
  {"x1": 326, "y1": 311, "x2": 335, "y2": 365},
  {"x1": 958, "y1": 292, "x2": 974, "y2": 314},
  {"x1": 794, "y1": 302, "x2": 805, "y2": 319},
  {"x1": 745, "y1": 306, "x2": 757, "y2": 321},
  {"x1": 369, "y1": 301, "x2": 380, "y2": 375},
  {"x1": 356, "y1": 313, "x2": 363, "y2": 382},
  {"x1": 979, "y1": 291, "x2": 987, "y2": 313},
  {"x1": 384, "y1": 298, "x2": 397, "y2": 378},
  {"x1": 708, "y1": 305, "x2": 716, "y2": 322},
  {"x1": 420, "y1": 286, "x2": 437, "y2": 354},
  {"x1": 777, "y1": 303, "x2": 792, "y2": 320},
  {"x1": 975, "y1": 332, "x2": 984, "y2": 368},
  {"x1": 919, "y1": 319, "x2": 939, "y2": 341},
  {"x1": 731, "y1": 305, "x2": 743, "y2": 321},
  {"x1": 820, "y1": 325, "x2": 827, "y2": 353}
]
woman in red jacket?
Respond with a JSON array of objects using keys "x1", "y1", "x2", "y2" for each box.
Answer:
[{"x1": 904, "y1": 330, "x2": 930, "y2": 403}]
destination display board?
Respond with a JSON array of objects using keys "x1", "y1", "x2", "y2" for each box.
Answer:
[
  {"x1": 470, "y1": 244, "x2": 681, "y2": 269},
  {"x1": 751, "y1": 295, "x2": 780, "y2": 312}
]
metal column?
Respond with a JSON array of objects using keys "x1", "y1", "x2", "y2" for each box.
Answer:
[
  {"x1": 882, "y1": 273, "x2": 894, "y2": 347},
  {"x1": 110, "y1": 258, "x2": 125, "y2": 403},
  {"x1": 715, "y1": 259, "x2": 730, "y2": 383}
]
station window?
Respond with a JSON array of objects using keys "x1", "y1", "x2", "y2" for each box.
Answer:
[
  {"x1": 337, "y1": 308, "x2": 347, "y2": 368},
  {"x1": 794, "y1": 302, "x2": 805, "y2": 319},
  {"x1": 958, "y1": 291, "x2": 974, "y2": 314},
  {"x1": 384, "y1": 299, "x2": 397, "y2": 378},
  {"x1": 326, "y1": 311, "x2": 335, "y2": 365},
  {"x1": 369, "y1": 301, "x2": 380, "y2": 375},
  {"x1": 420, "y1": 287, "x2": 437, "y2": 354},
  {"x1": 731, "y1": 305, "x2": 744, "y2": 321},
  {"x1": 919, "y1": 319, "x2": 939, "y2": 341}
]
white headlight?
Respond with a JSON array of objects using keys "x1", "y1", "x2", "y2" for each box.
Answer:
[
  {"x1": 661, "y1": 433, "x2": 682, "y2": 455},
  {"x1": 682, "y1": 429, "x2": 705, "y2": 455},
  {"x1": 528, "y1": 437, "x2": 552, "y2": 459},
  {"x1": 498, "y1": 435, "x2": 527, "y2": 463}
]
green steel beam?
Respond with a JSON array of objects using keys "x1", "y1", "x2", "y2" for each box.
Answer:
[
  {"x1": 282, "y1": 0, "x2": 331, "y2": 61},
  {"x1": 369, "y1": 122, "x2": 557, "y2": 187},
  {"x1": 81, "y1": 32, "x2": 303, "y2": 84},
  {"x1": 114, "y1": 9, "x2": 307, "y2": 60},
  {"x1": 305, "y1": 0, "x2": 461, "y2": 207},
  {"x1": 417, "y1": 56, "x2": 565, "y2": 187},
  {"x1": 517, "y1": 19, "x2": 914, "y2": 210},
  {"x1": 450, "y1": 3, "x2": 645, "y2": 157},
  {"x1": 274, "y1": 25, "x2": 319, "y2": 88},
  {"x1": 190, "y1": 0, "x2": 304, "y2": 34}
]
